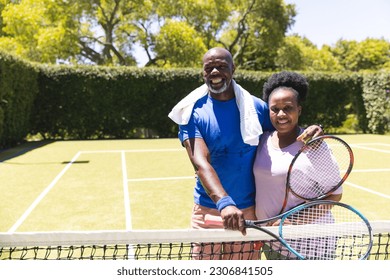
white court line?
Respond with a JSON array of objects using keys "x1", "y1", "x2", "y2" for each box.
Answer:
[
  {"x1": 8, "y1": 152, "x2": 82, "y2": 233},
  {"x1": 81, "y1": 148, "x2": 183, "y2": 154},
  {"x1": 8, "y1": 146, "x2": 388, "y2": 232},
  {"x1": 353, "y1": 168, "x2": 390, "y2": 173},
  {"x1": 121, "y1": 151, "x2": 135, "y2": 258},
  {"x1": 121, "y1": 151, "x2": 132, "y2": 231},
  {"x1": 350, "y1": 144, "x2": 390, "y2": 154},
  {"x1": 8, "y1": 149, "x2": 185, "y2": 232},
  {"x1": 351, "y1": 143, "x2": 390, "y2": 147},
  {"x1": 344, "y1": 182, "x2": 390, "y2": 199},
  {"x1": 128, "y1": 176, "x2": 195, "y2": 182}
]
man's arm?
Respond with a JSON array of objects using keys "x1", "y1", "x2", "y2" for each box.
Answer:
[{"x1": 183, "y1": 138, "x2": 247, "y2": 235}]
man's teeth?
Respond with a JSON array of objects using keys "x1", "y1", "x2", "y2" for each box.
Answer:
[{"x1": 211, "y1": 78, "x2": 222, "y2": 84}]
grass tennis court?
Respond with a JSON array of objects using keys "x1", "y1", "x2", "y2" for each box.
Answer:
[{"x1": 0, "y1": 134, "x2": 389, "y2": 233}]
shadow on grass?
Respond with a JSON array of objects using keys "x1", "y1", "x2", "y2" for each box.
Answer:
[{"x1": 0, "y1": 140, "x2": 55, "y2": 163}]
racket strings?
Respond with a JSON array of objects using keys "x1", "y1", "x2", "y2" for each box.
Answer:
[
  {"x1": 289, "y1": 138, "x2": 353, "y2": 200},
  {"x1": 280, "y1": 204, "x2": 371, "y2": 260}
]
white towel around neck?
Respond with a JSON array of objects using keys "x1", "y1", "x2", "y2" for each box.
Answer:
[{"x1": 168, "y1": 80, "x2": 263, "y2": 146}]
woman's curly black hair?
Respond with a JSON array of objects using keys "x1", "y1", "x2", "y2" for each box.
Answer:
[{"x1": 262, "y1": 71, "x2": 309, "y2": 104}]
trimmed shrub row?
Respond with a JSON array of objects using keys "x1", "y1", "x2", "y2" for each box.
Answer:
[{"x1": 0, "y1": 51, "x2": 388, "y2": 148}]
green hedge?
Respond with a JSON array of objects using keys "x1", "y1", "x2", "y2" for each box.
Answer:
[
  {"x1": 31, "y1": 65, "x2": 204, "y2": 139},
  {"x1": 0, "y1": 52, "x2": 39, "y2": 148},
  {"x1": 361, "y1": 72, "x2": 390, "y2": 134},
  {"x1": 235, "y1": 71, "x2": 366, "y2": 132},
  {"x1": 0, "y1": 51, "x2": 388, "y2": 148}
]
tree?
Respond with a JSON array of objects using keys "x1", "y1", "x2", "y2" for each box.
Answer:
[
  {"x1": 2, "y1": 0, "x2": 389, "y2": 71},
  {"x1": 223, "y1": 0, "x2": 296, "y2": 70},
  {"x1": 330, "y1": 38, "x2": 390, "y2": 71},
  {"x1": 276, "y1": 35, "x2": 342, "y2": 71},
  {"x1": 0, "y1": 0, "x2": 147, "y2": 65},
  {"x1": 0, "y1": 0, "x2": 296, "y2": 69},
  {"x1": 79, "y1": 0, "x2": 150, "y2": 66},
  {"x1": 156, "y1": 0, "x2": 295, "y2": 70},
  {"x1": 0, "y1": 0, "x2": 84, "y2": 63},
  {"x1": 152, "y1": 20, "x2": 207, "y2": 67}
]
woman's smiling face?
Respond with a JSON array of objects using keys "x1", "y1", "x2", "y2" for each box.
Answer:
[{"x1": 268, "y1": 87, "x2": 302, "y2": 134}]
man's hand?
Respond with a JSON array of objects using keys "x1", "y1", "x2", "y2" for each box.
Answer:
[
  {"x1": 297, "y1": 124, "x2": 324, "y2": 143},
  {"x1": 220, "y1": 206, "x2": 246, "y2": 235}
]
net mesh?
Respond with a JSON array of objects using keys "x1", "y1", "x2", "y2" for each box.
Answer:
[{"x1": 1, "y1": 221, "x2": 389, "y2": 260}]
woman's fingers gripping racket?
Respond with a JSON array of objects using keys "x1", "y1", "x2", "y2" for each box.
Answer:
[{"x1": 296, "y1": 124, "x2": 324, "y2": 144}]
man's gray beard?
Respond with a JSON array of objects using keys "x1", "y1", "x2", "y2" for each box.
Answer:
[{"x1": 208, "y1": 81, "x2": 229, "y2": 94}]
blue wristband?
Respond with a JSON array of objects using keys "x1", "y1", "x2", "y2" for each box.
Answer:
[{"x1": 216, "y1": 196, "x2": 236, "y2": 212}]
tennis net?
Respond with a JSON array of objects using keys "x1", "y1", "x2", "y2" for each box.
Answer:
[{"x1": 1, "y1": 220, "x2": 389, "y2": 260}]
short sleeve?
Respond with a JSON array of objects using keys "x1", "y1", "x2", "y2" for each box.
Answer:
[{"x1": 178, "y1": 114, "x2": 202, "y2": 144}]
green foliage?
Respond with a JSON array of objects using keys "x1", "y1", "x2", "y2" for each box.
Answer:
[
  {"x1": 220, "y1": 0, "x2": 295, "y2": 70},
  {"x1": 0, "y1": 52, "x2": 389, "y2": 148},
  {"x1": 31, "y1": 65, "x2": 203, "y2": 139},
  {"x1": 276, "y1": 36, "x2": 342, "y2": 71},
  {"x1": 299, "y1": 72, "x2": 364, "y2": 131},
  {"x1": 30, "y1": 65, "x2": 387, "y2": 139},
  {"x1": 0, "y1": 0, "x2": 295, "y2": 70},
  {"x1": 0, "y1": 51, "x2": 39, "y2": 147},
  {"x1": 153, "y1": 20, "x2": 207, "y2": 67},
  {"x1": 1, "y1": 1, "x2": 389, "y2": 73},
  {"x1": 0, "y1": 0, "x2": 143, "y2": 65},
  {"x1": 330, "y1": 39, "x2": 390, "y2": 72},
  {"x1": 155, "y1": 0, "x2": 231, "y2": 49},
  {"x1": 361, "y1": 72, "x2": 390, "y2": 133},
  {"x1": 0, "y1": 0, "x2": 82, "y2": 63},
  {"x1": 273, "y1": 36, "x2": 390, "y2": 73}
]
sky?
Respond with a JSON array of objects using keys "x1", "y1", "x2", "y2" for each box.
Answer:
[
  {"x1": 135, "y1": 0, "x2": 390, "y2": 66},
  {"x1": 284, "y1": 0, "x2": 390, "y2": 47}
]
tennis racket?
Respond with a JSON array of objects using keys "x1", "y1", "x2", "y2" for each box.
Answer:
[
  {"x1": 279, "y1": 135, "x2": 354, "y2": 214},
  {"x1": 205, "y1": 200, "x2": 373, "y2": 260}
]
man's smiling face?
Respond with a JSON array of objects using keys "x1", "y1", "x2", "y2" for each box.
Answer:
[{"x1": 202, "y1": 48, "x2": 235, "y2": 96}]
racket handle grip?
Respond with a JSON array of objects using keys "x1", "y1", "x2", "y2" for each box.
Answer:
[
  {"x1": 245, "y1": 220, "x2": 255, "y2": 227},
  {"x1": 205, "y1": 215, "x2": 259, "y2": 230},
  {"x1": 204, "y1": 214, "x2": 223, "y2": 226}
]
